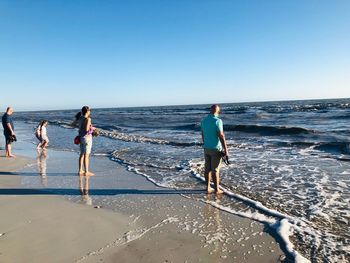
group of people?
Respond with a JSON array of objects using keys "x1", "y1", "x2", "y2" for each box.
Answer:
[
  {"x1": 2, "y1": 104, "x2": 229, "y2": 194},
  {"x1": 1, "y1": 105, "x2": 96, "y2": 177}
]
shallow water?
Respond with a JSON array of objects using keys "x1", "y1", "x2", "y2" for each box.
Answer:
[{"x1": 13, "y1": 98, "x2": 350, "y2": 262}]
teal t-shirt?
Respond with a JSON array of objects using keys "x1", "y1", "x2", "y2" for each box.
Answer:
[{"x1": 200, "y1": 114, "x2": 223, "y2": 151}]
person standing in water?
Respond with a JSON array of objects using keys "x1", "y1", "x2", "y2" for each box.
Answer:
[
  {"x1": 2, "y1": 107, "x2": 16, "y2": 158},
  {"x1": 78, "y1": 106, "x2": 94, "y2": 176},
  {"x1": 200, "y1": 104, "x2": 229, "y2": 194}
]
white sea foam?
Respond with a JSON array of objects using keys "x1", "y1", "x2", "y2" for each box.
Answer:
[
  {"x1": 188, "y1": 161, "x2": 314, "y2": 263},
  {"x1": 76, "y1": 216, "x2": 179, "y2": 262},
  {"x1": 91, "y1": 153, "x2": 110, "y2": 156},
  {"x1": 276, "y1": 219, "x2": 311, "y2": 263},
  {"x1": 111, "y1": 156, "x2": 172, "y2": 189},
  {"x1": 183, "y1": 192, "x2": 311, "y2": 263}
]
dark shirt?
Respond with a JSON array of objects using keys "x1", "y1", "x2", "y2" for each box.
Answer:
[{"x1": 2, "y1": 113, "x2": 14, "y2": 135}]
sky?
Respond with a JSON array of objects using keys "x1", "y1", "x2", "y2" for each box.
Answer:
[{"x1": 0, "y1": 0, "x2": 349, "y2": 110}]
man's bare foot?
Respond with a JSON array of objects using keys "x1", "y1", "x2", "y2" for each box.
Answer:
[
  {"x1": 207, "y1": 188, "x2": 214, "y2": 194},
  {"x1": 8, "y1": 154, "x2": 16, "y2": 158},
  {"x1": 85, "y1": 172, "x2": 95, "y2": 176},
  {"x1": 78, "y1": 170, "x2": 85, "y2": 176},
  {"x1": 215, "y1": 189, "x2": 224, "y2": 195}
]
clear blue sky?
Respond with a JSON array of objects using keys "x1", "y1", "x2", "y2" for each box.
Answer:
[{"x1": 1, "y1": 0, "x2": 349, "y2": 110}]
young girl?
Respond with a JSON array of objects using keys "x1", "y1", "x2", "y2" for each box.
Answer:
[{"x1": 35, "y1": 120, "x2": 49, "y2": 149}]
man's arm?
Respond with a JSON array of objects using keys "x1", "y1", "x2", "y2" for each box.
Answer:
[
  {"x1": 217, "y1": 119, "x2": 228, "y2": 155},
  {"x1": 218, "y1": 131, "x2": 228, "y2": 156},
  {"x1": 6, "y1": 123, "x2": 15, "y2": 135}
]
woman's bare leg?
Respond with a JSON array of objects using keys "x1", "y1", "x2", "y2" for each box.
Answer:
[
  {"x1": 78, "y1": 153, "x2": 85, "y2": 175},
  {"x1": 84, "y1": 153, "x2": 94, "y2": 176}
]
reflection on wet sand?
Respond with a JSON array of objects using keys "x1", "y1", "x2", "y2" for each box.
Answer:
[
  {"x1": 37, "y1": 149, "x2": 48, "y2": 186},
  {"x1": 79, "y1": 175, "x2": 92, "y2": 205},
  {"x1": 203, "y1": 194, "x2": 224, "y2": 258}
]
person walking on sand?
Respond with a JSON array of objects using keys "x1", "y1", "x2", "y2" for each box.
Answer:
[
  {"x1": 78, "y1": 106, "x2": 94, "y2": 176},
  {"x1": 35, "y1": 120, "x2": 49, "y2": 149},
  {"x1": 201, "y1": 104, "x2": 229, "y2": 194},
  {"x1": 2, "y1": 107, "x2": 16, "y2": 158}
]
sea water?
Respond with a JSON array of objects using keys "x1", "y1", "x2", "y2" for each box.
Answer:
[{"x1": 13, "y1": 98, "x2": 350, "y2": 262}]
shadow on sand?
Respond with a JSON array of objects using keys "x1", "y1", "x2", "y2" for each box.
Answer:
[{"x1": 0, "y1": 188, "x2": 205, "y2": 196}]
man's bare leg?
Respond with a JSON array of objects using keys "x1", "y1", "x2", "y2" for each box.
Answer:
[
  {"x1": 206, "y1": 172, "x2": 213, "y2": 193},
  {"x1": 212, "y1": 172, "x2": 223, "y2": 194},
  {"x1": 6, "y1": 144, "x2": 15, "y2": 158}
]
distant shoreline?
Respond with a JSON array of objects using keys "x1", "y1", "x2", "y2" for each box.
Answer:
[{"x1": 13, "y1": 97, "x2": 350, "y2": 113}]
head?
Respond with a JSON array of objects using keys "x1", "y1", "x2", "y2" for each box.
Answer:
[
  {"x1": 39, "y1": 120, "x2": 47, "y2": 127},
  {"x1": 210, "y1": 104, "x2": 220, "y2": 116},
  {"x1": 81, "y1": 106, "x2": 91, "y2": 117},
  {"x1": 6, "y1": 107, "x2": 13, "y2": 115}
]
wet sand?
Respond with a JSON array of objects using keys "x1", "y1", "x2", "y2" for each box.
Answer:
[
  {"x1": 0, "y1": 146, "x2": 288, "y2": 263},
  {"x1": 0, "y1": 152, "x2": 136, "y2": 263}
]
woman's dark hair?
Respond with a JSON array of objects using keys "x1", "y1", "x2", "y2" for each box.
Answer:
[
  {"x1": 39, "y1": 120, "x2": 48, "y2": 132},
  {"x1": 81, "y1": 106, "x2": 90, "y2": 116},
  {"x1": 75, "y1": 112, "x2": 81, "y2": 120},
  {"x1": 39, "y1": 120, "x2": 48, "y2": 127}
]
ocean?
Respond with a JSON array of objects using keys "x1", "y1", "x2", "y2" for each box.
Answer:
[{"x1": 13, "y1": 98, "x2": 350, "y2": 262}]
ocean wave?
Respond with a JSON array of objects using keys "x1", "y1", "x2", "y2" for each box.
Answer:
[
  {"x1": 48, "y1": 120, "x2": 75, "y2": 128},
  {"x1": 221, "y1": 106, "x2": 249, "y2": 114},
  {"x1": 170, "y1": 124, "x2": 200, "y2": 131},
  {"x1": 313, "y1": 142, "x2": 350, "y2": 155},
  {"x1": 96, "y1": 124, "x2": 123, "y2": 131},
  {"x1": 225, "y1": 124, "x2": 313, "y2": 135},
  {"x1": 157, "y1": 123, "x2": 314, "y2": 136},
  {"x1": 99, "y1": 129, "x2": 200, "y2": 147},
  {"x1": 332, "y1": 114, "x2": 350, "y2": 119},
  {"x1": 257, "y1": 101, "x2": 350, "y2": 114},
  {"x1": 269, "y1": 140, "x2": 350, "y2": 156}
]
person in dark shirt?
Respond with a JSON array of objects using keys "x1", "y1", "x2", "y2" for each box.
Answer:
[{"x1": 2, "y1": 107, "x2": 16, "y2": 157}]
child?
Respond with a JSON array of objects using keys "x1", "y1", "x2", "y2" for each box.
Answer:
[{"x1": 35, "y1": 120, "x2": 49, "y2": 149}]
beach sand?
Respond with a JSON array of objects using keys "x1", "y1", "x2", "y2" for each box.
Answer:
[
  {"x1": 0, "y1": 146, "x2": 288, "y2": 263},
  {"x1": 0, "y1": 153, "x2": 137, "y2": 263}
]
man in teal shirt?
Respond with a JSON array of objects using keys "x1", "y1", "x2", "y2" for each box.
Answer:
[{"x1": 201, "y1": 105, "x2": 228, "y2": 194}]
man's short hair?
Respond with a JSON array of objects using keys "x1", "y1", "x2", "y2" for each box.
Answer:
[
  {"x1": 211, "y1": 104, "x2": 219, "y2": 110},
  {"x1": 210, "y1": 104, "x2": 220, "y2": 113}
]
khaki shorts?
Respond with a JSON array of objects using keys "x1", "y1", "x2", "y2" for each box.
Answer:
[
  {"x1": 80, "y1": 136, "x2": 92, "y2": 155},
  {"x1": 204, "y1": 149, "x2": 222, "y2": 174}
]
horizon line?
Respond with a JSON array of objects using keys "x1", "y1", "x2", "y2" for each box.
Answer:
[{"x1": 13, "y1": 96, "x2": 350, "y2": 113}]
